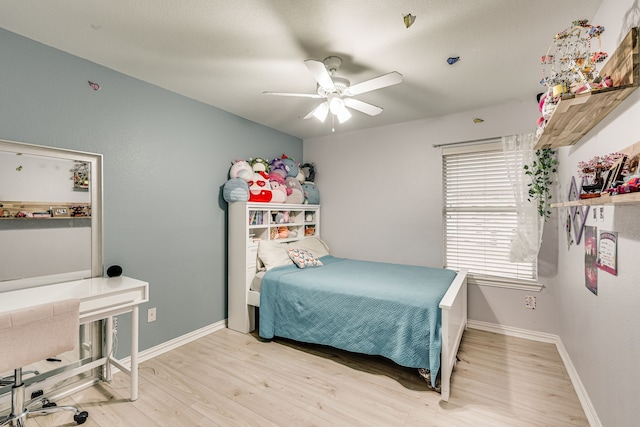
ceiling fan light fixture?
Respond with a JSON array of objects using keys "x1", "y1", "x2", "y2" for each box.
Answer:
[
  {"x1": 311, "y1": 102, "x2": 329, "y2": 122},
  {"x1": 336, "y1": 107, "x2": 352, "y2": 124},
  {"x1": 329, "y1": 96, "x2": 351, "y2": 123},
  {"x1": 336, "y1": 108, "x2": 351, "y2": 123},
  {"x1": 329, "y1": 96, "x2": 344, "y2": 114}
]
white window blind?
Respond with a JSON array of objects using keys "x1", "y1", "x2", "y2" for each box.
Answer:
[{"x1": 442, "y1": 142, "x2": 537, "y2": 285}]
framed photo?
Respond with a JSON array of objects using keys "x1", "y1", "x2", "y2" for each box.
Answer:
[
  {"x1": 600, "y1": 168, "x2": 613, "y2": 192},
  {"x1": 626, "y1": 153, "x2": 639, "y2": 176},
  {"x1": 597, "y1": 231, "x2": 618, "y2": 275},
  {"x1": 584, "y1": 226, "x2": 598, "y2": 295},
  {"x1": 52, "y1": 207, "x2": 70, "y2": 217},
  {"x1": 605, "y1": 156, "x2": 627, "y2": 191}
]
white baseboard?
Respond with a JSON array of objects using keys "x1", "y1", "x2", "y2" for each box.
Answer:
[
  {"x1": 467, "y1": 320, "x2": 602, "y2": 427},
  {"x1": 114, "y1": 319, "x2": 227, "y2": 369},
  {"x1": 554, "y1": 338, "x2": 601, "y2": 427},
  {"x1": 467, "y1": 319, "x2": 558, "y2": 343}
]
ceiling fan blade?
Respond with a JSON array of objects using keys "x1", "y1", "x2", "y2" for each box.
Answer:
[
  {"x1": 263, "y1": 91, "x2": 323, "y2": 98},
  {"x1": 304, "y1": 59, "x2": 336, "y2": 92},
  {"x1": 344, "y1": 98, "x2": 383, "y2": 116},
  {"x1": 346, "y1": 71, "x2": 403, "y2": 96}
]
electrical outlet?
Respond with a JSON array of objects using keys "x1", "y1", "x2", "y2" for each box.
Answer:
[
  {"x1": 525, "y1": 296, "x2": 536, "y2": 309},
  {"x1": 147, "y1": 307, "x2": 157, "y2": 323}
]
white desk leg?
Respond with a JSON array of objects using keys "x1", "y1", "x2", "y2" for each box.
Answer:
[
  {"x1": 130, "y1": 305, "x2": 139, "y2": 401},
  {"x1": 105, "y1": 316, "x2": 113, "y2": 382}
]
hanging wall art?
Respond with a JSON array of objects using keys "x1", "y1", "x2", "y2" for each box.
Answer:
[
  {"x1": 597, "y1": 230, "x2": 618, "y2": 275},
  {"x1": 584, "y1": 225, "x2": 598, "y2": 295},
  {"x1": 72, "y1": 161, "x2": 90, "y2": 191},
  {"x1": 568, "y1": 176, "x2": 589, "y2": 244}
]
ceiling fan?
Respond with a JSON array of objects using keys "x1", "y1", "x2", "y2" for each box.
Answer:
[{"x1": 263, "y1": 56, "x2": 403, "y2": 129}]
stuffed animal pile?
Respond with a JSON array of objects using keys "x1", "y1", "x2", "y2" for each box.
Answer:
[{"x1": 222, "y1": 154, "x2": 320, "y2": 205}]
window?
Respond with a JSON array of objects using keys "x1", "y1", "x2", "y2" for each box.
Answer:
[{"x1": 442, "y1": 141, "x2": 539, "y2": 289}]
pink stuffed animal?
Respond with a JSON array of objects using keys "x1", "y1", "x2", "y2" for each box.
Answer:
[{"x1": 269, "y1": 173, "x2": 289, "y2": 203}]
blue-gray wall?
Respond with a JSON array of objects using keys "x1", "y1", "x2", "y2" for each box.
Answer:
[{"x1": 0, "y1": 28, "x2": 302, "y2": 355}]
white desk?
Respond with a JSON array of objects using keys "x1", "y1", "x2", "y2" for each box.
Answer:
[{"x1": 0, "y1": 276, "x2": 149, "y2": 401}]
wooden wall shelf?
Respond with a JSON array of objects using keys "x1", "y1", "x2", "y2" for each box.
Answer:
[
  {"x1": 551, "y1": 192, "x2": 640, "y2": 208},
  {"x1": 552, "y1": 140, "x2": 640, "y2": 207},
  {"x1": 535, "y1": 27, "x2": 639, "y2": 150},
  {"x1": 0, "y1": 201, "x2": 91, "y2": 218}
]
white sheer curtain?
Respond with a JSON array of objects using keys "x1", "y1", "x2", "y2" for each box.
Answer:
[{"x1": 502, "y1": 133, "x2": 543, "y2": 263}]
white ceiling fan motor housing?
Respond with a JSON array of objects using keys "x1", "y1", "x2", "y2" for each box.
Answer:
[{"x1": 318, "y1": 76, "x2": 350, "y2": 96}]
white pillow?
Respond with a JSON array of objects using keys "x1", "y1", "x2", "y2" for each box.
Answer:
[
  {"x1": 287, "y1": 237, "x2": 331, "y2": 258},
  {"x1": 257, "y1": 240, "x2": 293, "y2": 271}
]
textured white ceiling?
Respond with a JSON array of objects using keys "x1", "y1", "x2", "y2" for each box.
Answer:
[{"x1": 0, "y1": 0, "x2": 603, "y2": 139}]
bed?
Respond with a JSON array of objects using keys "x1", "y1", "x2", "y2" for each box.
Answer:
[{"x1": 246, "y1": 237, "x2": 467, "y2": 402}]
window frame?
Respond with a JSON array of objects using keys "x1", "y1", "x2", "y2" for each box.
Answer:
[{"x1": 442, "y1": 140, "x2": 542, "y2": 291}]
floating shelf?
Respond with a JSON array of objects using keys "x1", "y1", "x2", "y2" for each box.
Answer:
[
  {"x1": 0, "y1": 201, "x2": 91, "y2": 218},
  {"x1": 535, "y1": 27, "x2": 639, "y2": 150},
  {"x1": 552, "y1": 140, "x2": 640, "y2": 207},
  {"x1": 551, "y1": 192, "x2": 640, "y2": 208}
]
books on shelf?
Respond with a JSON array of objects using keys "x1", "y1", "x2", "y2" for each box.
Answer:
[{"x1": 248, "y1": 210, "x2": 264, "y2": 225}]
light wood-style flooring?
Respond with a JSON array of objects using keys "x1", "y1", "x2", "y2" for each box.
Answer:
[{"x1": 16, "y1": 328, "x2": 588, "y2": 426}]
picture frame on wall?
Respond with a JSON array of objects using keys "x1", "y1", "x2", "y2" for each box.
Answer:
[
  {"x1": 52, "y1": 207, "x2": 70, "y2": 217},
  {"x1": 603, "y1": 156, "x2": 627, "y2": 192},
  {"x1": 600, "y1": 167, "x2": 613, "y2": 192},
  {"x1": 597, "y1": 231, "x2": 618, "y2": 275},
  {"x1": 584, "y1": 226, "x2": 598, "y2": 296}
]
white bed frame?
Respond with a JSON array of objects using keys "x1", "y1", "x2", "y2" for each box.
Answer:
[
  {"x1": 243, "y1": 267, "x2": 467, "y2": 402},
  {"x1": 228, "y1": 203, "x2": 467, "y2": 400},
  {"x1": 438, "y1": 269, "x2": 467, "y2": 401}
]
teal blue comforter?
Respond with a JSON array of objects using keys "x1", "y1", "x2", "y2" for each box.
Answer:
[{"x1": 259, "y1": 256, "x2": 457, "y2": 387}]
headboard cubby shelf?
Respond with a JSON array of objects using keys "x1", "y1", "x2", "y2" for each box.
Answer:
[
  {"x1": 228, "y1": 202, "x2": 320, "y2": 333},
  {"x1": 247, "y1": 206, "x2": 317, "y2": 242}
]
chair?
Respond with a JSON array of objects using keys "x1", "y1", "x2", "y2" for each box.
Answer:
[{"x1": 0, "y1": 299, "x2": 89, "y2": 426}]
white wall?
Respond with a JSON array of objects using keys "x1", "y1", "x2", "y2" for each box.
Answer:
[
  {"x1": 305, "y1": 1, "x2": 640, "y2": 424},
  {"x1": 551, "y1": 1, "x2": 640, "y2": 425}
]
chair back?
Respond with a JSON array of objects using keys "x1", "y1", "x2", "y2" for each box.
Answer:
[{"x1": 0, "y1": 299, "x2": 80, "y2": 374}]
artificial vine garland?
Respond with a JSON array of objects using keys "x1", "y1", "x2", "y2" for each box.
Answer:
[{"x1": 524, "y1": 148, "x2": 558, "y2": 220}]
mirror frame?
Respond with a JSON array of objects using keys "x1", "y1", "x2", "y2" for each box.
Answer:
[{"x1": 0, "y1": 139, "x2": 103, "y2": 291}]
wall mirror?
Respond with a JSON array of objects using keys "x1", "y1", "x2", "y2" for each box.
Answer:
[
  {"x1": 0, "y1": 139, "x2": 103, "y2": 403},
  {"x1": 0, "y1": 139, "x2": 103, "y2": 290}
]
